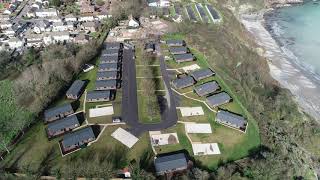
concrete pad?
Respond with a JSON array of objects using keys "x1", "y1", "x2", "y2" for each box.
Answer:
[
  {"x1": 111, "y1": 128, "x2": 139, "y2": 148},
  {"x1": 192, "y1": 143, "x2": 221, "y2": 156},
  {"x1": 185, "y1": 123, "x2": 212, "y2": 134},
  {"x1": 151, "y1": 133, "x2": 179, "y2": 146},
  {"x1": 89, "y1": 106, "x2": 114, "y2": 118},
  {"x1": 179, "y1": 107, "x2": 204, "y2": 117},
  {"x1": 182, "y1": 64, "x2": 201, "y2": 73}
]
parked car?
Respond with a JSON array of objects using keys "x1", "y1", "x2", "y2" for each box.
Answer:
[{"x1": 82, "y1": 64, "x2": 94, "y2": 72}]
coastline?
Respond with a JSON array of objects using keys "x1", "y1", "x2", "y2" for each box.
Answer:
[{"x1": 240, "y1": 6, "x2": 320, "y2": 122}]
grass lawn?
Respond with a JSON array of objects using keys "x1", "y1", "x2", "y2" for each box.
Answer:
[
  {"x1": 136, "y1": 66, "x2": 162, "y2": 77},
  {"x1": 137, "y1": 92, "x2": 161, "y2": 124}
]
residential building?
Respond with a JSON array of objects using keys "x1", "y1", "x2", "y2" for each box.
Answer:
[
  {"x1": 74, "y1": 34, "x2": 89, "y2": 44},
  {"x1": 66, "y1": 80, "x2": 86, "y2": 100},
  {"x1": 47, "y1": 114, "x2": 81, "y2": 138},
  {"x1": 82, "y1": 21, "x2": 99, "y2": 32},
  {"x1": 169, "y1": 46, "x2": 187, "y2": 55},
  {"x1": 174, "y1": 53, "x2": 194, "y2": 63},
  {"x1": 33, "y1": 20, "x2": 51, "y2": 34},
  {"x1": 95, "y1": 80, "x2": 117, "y2": 90},
  {"x1": 47, "y1": 16, "x2": 62, "y2": 23},
  {"x1": 96, "y1": 71, "x2": 118, "y2": 80},
  {"x1": 0, "y1": 14, "x2": 10, "y2": 21},
  {"x1": 52, "y1": 22, "x2": 67, "y2": 32},
  {"x1": 98, "y1": 63, "x2": 118, "y2": 72},
  {"x1": 100, "y1": 55, "x2": 118, "y2": 64},
  {"x1": 206, "y1": 92, "x2": 232, "y2": 108},
  {"x1": 25, "y1": 33, "x2": 43, "y2": 47},
  {"x1": 60, "y1": 126, "x2": 96, "y2": 153},
  {"x1": 216, "y1": 110, "x2": 247, "y2": 132},
  {"x1": 166, "y1": 39, "x2": 185, "y2": 46},
  {"x1": 190, "y1": 68, "x2": 215, "y2": 81},
  {"x1": 7, "y1": 37, "x2": 24, "y2": 49},
  {"x1": 147, "y1": 0, "x2": 170, "y2": 7},
  {"x1": 154, "y1": 153, "x2": 188, "y2": 176},
  {"x1": 145, "y1": 42, "x2": 155, "y2": 52},
  {"x1": 64, "y1": 14, "x2": 77, "y2": 22},
  {"x1": 3, "y1": 27, "x2": 15, "y2": 37},
  {"x1": 44, "y1": 103, "x2": 74, "y2": 123},
  {"x1": 86, "y1": 90, "x2": 111, "y2": 102},
  {"x1": 172, "y1": 76, "x2": 195, "y2": 89},
  {"x1": 0, "y1": 21, "x2": 12, "y2": 29},
  {"x1": 79, "y1": 15, "x2": 95, "y2": 22},
  {"x1": 66, "y1": 22, "x2": 75, "y2": 31},
  {"x1": 35, "y1": 8, "x2": 58, "y2": 17},
  {"x1": 194, "y1": 81, "x2": 220, "y2": 97},
  {"x1": 105, "y1": 42, "x2": 121, "y2": 50},
  {"x1": 96, "y1": 12, "x2": 109, "y2": 21},
  {"x1": 102, "y1": 49, "x2": 119, "y2": 56},
  {"x1": 128, "y1": 18, "x2": 139, "y2": 28},
  {"x1": 51, "y1": 31, "x2": 70, "y2": 43},
  {"x1": 27, "y1": 7, "x2": 37, "y2": 18}
]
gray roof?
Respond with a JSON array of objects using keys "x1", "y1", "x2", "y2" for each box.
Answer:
[
  {"x1": 206, "y1": 92, "x2": 231, "y2": 107},
  {"x1": 98, "y1": 63, "x2": 118, "y2": 71},
  {"x1": 44, "y1": 103, "x2": 74, "y2": 120},
  {"x1": 95, "y1": 80, "x2": 117, "y2": 89},
  {"x1": 172, "y1": 76, "x2": 195, "y2": 89},
  {"x1": 100, "y1": 55, "x2": 118, "y2": 63},
  {"x1": 166, "y1": 39, "x2": 184, "y2": 46},
  {"x1": 194, "y1": 81, "x2": 220, "y2": 96},
  {"x1": 87, "y1": 90, "x2": 110, "y2": 100},
  {"x1": 105, "y1": 42, "x2": 121, "y2": 49},
  {"x1": 174, "y1": 53, "x2": 193, "y2": 62},
  {"x1": 61, "y1": 126, "x2": 95, "y2": 148},
  {"x1": 66, "y1": 80, "x2": 86, "y2": 97},
  {"x1": 169, "y1": 46, "x2": 187, "y2": 54},
  {"x1": 96, "y1": 71, "x2": 117, "y2": 79},
  {"x1": 102, "y1": 49, "x2": 119, "y2": 56},
  {"x1": 190, "y1": 68, "x2": 215, "y2": 81},
  {"x1": 47, "y1": 114, "x2": 80, "y2": 134},
  {"x1": 155, "y1": 153, "x2": 188, "y2": 173},
  {"x1": 216, "y1": 110, "x2": 247, "y2": 129}
]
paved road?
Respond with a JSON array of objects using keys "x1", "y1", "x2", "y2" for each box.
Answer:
[{"x1": 121, "y1": 44, "x2": 178, "y2": 136}]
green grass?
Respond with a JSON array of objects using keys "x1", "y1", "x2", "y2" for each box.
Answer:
[
  {"x1": 137, "y1": 92, "x2": 161, "y2": 124},
  {"x1": 135, "y1": 66, "x2": 162, "y2": 77}
]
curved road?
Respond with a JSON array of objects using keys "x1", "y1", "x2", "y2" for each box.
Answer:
[{"x1": 121, "y1": 45, "x2": 178, "y2": 136}]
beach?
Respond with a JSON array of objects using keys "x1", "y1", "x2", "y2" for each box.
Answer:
[{"x1": 241, "y1": 9, "x2": 320, "y2": 121}]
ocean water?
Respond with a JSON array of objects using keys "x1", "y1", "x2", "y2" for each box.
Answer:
[{"x1": 266, "y1": 2, "x2": 320, "y2": 82}]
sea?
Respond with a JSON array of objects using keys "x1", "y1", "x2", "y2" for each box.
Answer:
[{"x1": 241, "y1": 1, "x2": 320, "y2": 121}]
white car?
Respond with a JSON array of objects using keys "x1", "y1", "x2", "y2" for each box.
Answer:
[{"x1": 82, "y1": 64, "x2": 94, "y2": 72}]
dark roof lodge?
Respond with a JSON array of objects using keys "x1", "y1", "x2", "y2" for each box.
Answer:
[
  {"x1": 173, "y1": 53, "x2": 194, "y2": 63},
  {"x1": 98, "y1": 63, "x2": 118, "y2": 72},
  {"x1": 194, "y1": 81, "x2": 220, "y2": 97},
  {"x1": 101, "y1": 49, "x2": 119, "y2": 56},
  {"x1": 60, "y1": 126, "x2": 96, "y2": 153},
  {"x1": 86, "y1": 90, "x2": 111, "y2": 102},
  {"x1": 206, "y1": 92, "x2": 232, "y2": 108},
  {"x1": 216, "y1": 110, "x2": 247, "y2": 132},
  {"x1": 66, "y1": 80, "x2": 86, "y2": 100},
  {"x1": 95, "y1": 80, "x2": 117, "y2": 90},
  {"x1": 100, "y1": 55, "x2": 119, "y2": 64},
  {"x1": 105, "y1": 42, "x2": 122, "y2": 50},
  {"x1": 47, "y1": 114, "x2": 80, "y2": 138},
  {"x1": 44, "y1": 103, "x2": 74, "y2": 123},
  {"x1": 172, "y1": 76, "x2": 195, "y2": 89},
  {"x1": 169, "y1": 46, "x2": 188, "y2": 55},
  {"x1": 166, "y1": 39, "x2": 185, "y2": 47},
  {"x1": 190, "y1": 68, "x2": 215, "y2": 81},
  {"x1": 96, "y1": 71, "x2": 118, "y2": 80},
  {"x1": 154, "y1": 153, "x2": 188, "y2": 176}
]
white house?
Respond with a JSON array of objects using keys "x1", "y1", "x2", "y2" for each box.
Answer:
[
  {"x1": 79, "y1": 15, "x2": 95, "y2": 22},
  {"x1": 95, "y1": 12, "x2": 108, "y2": 21},
  {"x1": 51, "y1": 31, "x2": 70, "y2": 43},
  {"x1": 66, "y1": 22, "x2": 75, "y2": 31},
  {"x1": 0, "y1": 15, "x2": 10, "y2": 21},
  {"x1": 128, "y1": 18, "x2": 139, "y2": 28},
  {"x1": 33, "y1": 20, "x2": 51, "y2": 34},
  {"x1": 147, "y1": 0, "x2": 170, "y2": 7},
  {"x1": 46, "y1": 16, "x2": 62, "y2": 23},
  {"x1": 0, "y1": 21, "x2": 13, "y2": 29},
  {"x1": 52, "y1": 22, "x2": 67, "y2": 32},
  {"x1": 25, "y1": 33, "x2": 43, "y2": 47},
  {"x1": 35, "y1": 8, "x2": 58, "y2": 17},
  {"x1": 7, "y1": 37, "x2": 24, "y2": 49},
  {"x1": 31, "y1": 3, "x2": 41, "y2": 9},
  {"x1": 64, "y1": 14, "x2": 77, "y2": 22},
  {"x1": 3, "y1": 27, "x2": 15, "y2": 37},
  {"x1": 43, "y1": 33, "x2": 53, "y2": 45},
  {"x1": 3, "y1": 9, "x2": 12, "y2": 15}
]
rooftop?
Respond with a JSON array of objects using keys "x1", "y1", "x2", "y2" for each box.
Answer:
[
  {"x1": 66, "y1": 80, "x2": 86, "y2": 96},
  {"x1": 206, "y1": 92, "x2": 231, "y2": 107},
  {"x1": 96, "y1": 71, "x2": 117, "y2": 79},
  {"x1": 95, "y1": 79, "x2": 117, "y2": 88},
  {"x1": 155, "y1": 153, "x2": 188, "y2": 173},
  {"x1": 44, "y1": 103, "x2": 73, "y2": 120},
  {"x1": 47, "y1": 114, "x2": 80, "y2": 134},
  {"x1": 194, "y1": 81, "x2": 220, "y2": 96},
  {"x1": 217, "y1": 110, "x2": 247, "y2": 129},
  {"x1": 190, "y1": 68, "x2": 215, "y2": 81},
  {"x1": 61, "y1": 126, "x2": 95, "y2": 148},
  {"x1": 87, "y1": 90, "x2": 111, "y2": 100},
  {"x1": 172, "y1": 76, "x2": 195, "y2": 89},
  {"x1": 173, "y1": 53, "x2": 194, "y2": 62}
]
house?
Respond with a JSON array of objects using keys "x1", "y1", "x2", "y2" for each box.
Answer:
[
  {"x1": 35, "y1": 8, "x2": 58, "y2": 17},
  {"x1": 194, "y1": 81, "x2": 220, "y2": 97},
  {"x1": 60, "y1": 126, "x2": 96, "y2": 153},
  {"x1": 190, "y1": 68, "x2": 215, "y2": 81},
  {"x1": 74, "y1": 34, "x2": 89, "y2": 44},
  {"x1": 0, "y1": 21, "x2": 12, "y2": 29},
  {"x1": 105, "y1": 42, "x2": 121, "y2": 50},
  {"x1": 2, "y1": 27, "x2": 15, "y2": 37},
  {"x1": 3, "y1": 9, "x2": 12, "y2": 15},
  {"x1": 7, "y1": 37, "x2": 24, "y2": 49},
  {"x1": 95, "y1": 80, "x2": 117, "y2": 90},
  {"x1": 82, "y1": 21, "x2": 99, "y2": 32},
  {"x1": 96, "y1": 12, "x2": 109, "y2": 21},
  {"x1": 102, "y1": 49, "x2": 119, "y2": 56},
  {"x1": 216, "y1": 110, "x2": 247, "y2": 132},
  {"x1": 96, "y1": 71, "x2": 118, "y2": 80},
  {"x1": 44, "y1": 103, "x2": 74, "y2": 123},
  {"x1": 147, "y1": 0, "x2": 170, "y2": 7},
  {"x1": 86, "y1": 90, "x2": 111, "y2": 102},
  {"x1": 25, "y1": 33, "x2": 43, "y2": 47},
  {"x1": 80, "y1": 2, "x2": 95, "y2": 14},
  {"x1": 66, "y1": 22, "x2": 75, "y2": 31},
  {"x1": 128, "y1": 17, "x2": 139, "y2": 28},
  {"x1": 166, "y1": 39, "x2": 185, "y2": 46},
  {"x1": 52, "y1": 22, "x2": 67, "y2": 32},
  {"x1": 31, "y1": 3, "x2": 41, "y2": 9},
  {"x1": 33, "y1": 20, "x2": 51, "y2": 34},
  {"x1": 98, "y1": 63, "x2": 118, "y2": 72},
  {"x1": 79, "y1": 15, "x2": 95, "y2": 22},
  {"x1": 100, "y1": 55, "x2": 118, "y2": 64},
  {"x1": 169, "y1": 46, "x2": 187, "y2": 55},
  {"x1": 64, "y1": 14, "x2": 77, "y2": 22},
  {"x1": 66, "y1": 80, "x2": 86, "y2": 100},
  {"x1": 43, "y1": 33, "x2": 54, "y2": 45},
  {"x1": 46, "y1": 16, "x2": 62, "y2": 23},
  {"x1": 0, "y1": 15, "x2": 10, "y2": 21},
  {"x1": 154, "y1": 153, "x2": 188, "y2": 176},
  {"x1": 172, "y1": 76, "x2": 195, "y2": 89},
  {"x1": 51, "y1": 31, "x2": 70, "y2": 43},
  {"x1": 47, "y1": 114, "x2": 81, "y2": 138},
  {"x1": 174, "y1": 53, "x2": 194, "y2": 63},
  {"x1": 27, "y1": 7, "x2": 37, "y2": 18},
  {"x1": 206, "y1": 92, "x2": 232, "y2": 108}
]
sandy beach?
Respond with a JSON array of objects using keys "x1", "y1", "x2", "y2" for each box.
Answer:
[{"x1": 241, "y1": 12, "x2": 320, "y2": 121}]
